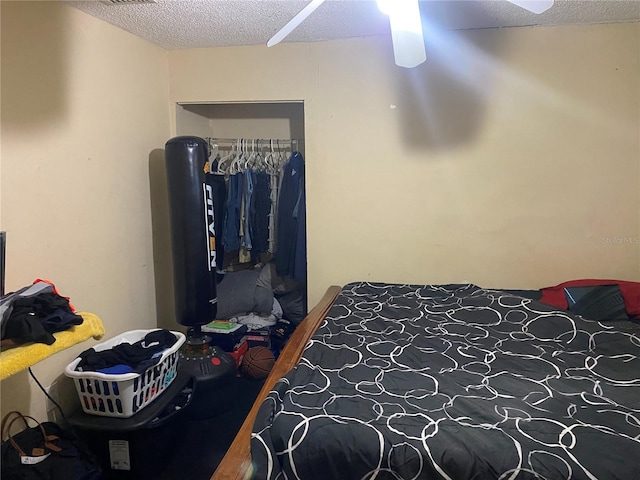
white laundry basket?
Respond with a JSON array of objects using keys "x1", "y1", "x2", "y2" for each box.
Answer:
[{"x1": 65, "y1": 329, "x2": 185, "y2": 418}]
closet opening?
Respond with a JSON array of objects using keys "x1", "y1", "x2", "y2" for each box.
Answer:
[{"x1": 175, "y1": 100, "x2": 308, "y2": 335}]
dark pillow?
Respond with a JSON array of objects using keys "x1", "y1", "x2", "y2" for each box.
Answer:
[
  {"x1": 256, "y1": 263, "x2": 301, "y2": 294},
  {"x1": 217, "y1": 270, "x2": 274, "y2": 319},
  {"x1": 564, "y1": 284, "x2": 629, "y2": 321}
]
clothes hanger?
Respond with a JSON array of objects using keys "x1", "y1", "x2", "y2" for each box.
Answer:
[
  {"x1": 208, "y1": 139, "x2": 222, "y2": 175},
  {"x1": 253, "y1": 139, "x2": 266, "y2": 172},
  {"x1": 230, "y1": 138, "x2": 246, "y2": 175},
  {"x1": 216, "y1": 139, "x2": 236, "y2": 175},
  {"x1": 275, "y1": 139, "x2": 285, "y2": 170},
  {"x1": 207, "y1": 138, "x2": 218, "y2": 158},
  {"x1": 263, "y1": 139, "x2": 275, "y2": 173},
  {"x1": 245, "y1": 138, "x2": 257, "y2": 171}
]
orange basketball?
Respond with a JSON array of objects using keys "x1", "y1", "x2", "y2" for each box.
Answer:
[{"x1": 240, "y1": 346, "x2": 276, "y2": 380}]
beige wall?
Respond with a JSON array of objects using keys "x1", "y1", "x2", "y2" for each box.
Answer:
[
  {"x1": 169, "y1": 22, "x2": 640, "y2": 307},
  {"x1": 1, "y1": 2, "x2": 170, "y2": 419}
]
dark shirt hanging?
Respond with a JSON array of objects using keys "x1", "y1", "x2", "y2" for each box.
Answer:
[
  {"x1": 276, "y1": 152, "x2": 306, "y2": 282},
  {"x1": 250, "y1": 171, "x2": 271, "y2": 257},
  {"x1": 222, "y1": 172, "x2": 244, "y2": 252}
]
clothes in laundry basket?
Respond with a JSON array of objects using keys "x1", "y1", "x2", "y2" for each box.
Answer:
[{"x1": 75, "y1": 329, "x2": 178, "y2": 374}]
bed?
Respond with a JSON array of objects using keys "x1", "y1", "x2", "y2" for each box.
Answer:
[{"x1": 212, "y1": 282, "x2": 640, "y2": 480}]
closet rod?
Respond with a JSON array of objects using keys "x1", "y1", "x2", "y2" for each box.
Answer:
[{"x1": 205, "y1": 137, "x2": 302, "y2": 144}]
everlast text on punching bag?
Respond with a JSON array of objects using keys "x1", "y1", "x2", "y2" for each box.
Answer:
[{"x1": 165, "y1": 136, "x2": 217, "y2": 327}]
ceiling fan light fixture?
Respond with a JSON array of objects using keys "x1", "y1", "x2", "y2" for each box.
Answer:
[{"x1": 377, "y1": 0, "x2": 426, "y2": 68}]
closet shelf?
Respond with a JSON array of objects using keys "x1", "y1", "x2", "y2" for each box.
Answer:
[{"x1": 0, "y1": 312, "x2": 105, "y2": 380}]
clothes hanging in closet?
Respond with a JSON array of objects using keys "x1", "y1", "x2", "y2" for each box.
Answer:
[
  {"x1": 222, "y1": 171, "x2": 244, "y2": 252},
  {"x1": 251, "y1": 171, "x2": 271, "y2": 256},
  {"x1": 242, "y1": 170, "x2": 254, "y2": 251},
  {"x1": 268, "y1": 172, "x2": 279, "y2": 255},
  {"x1": 276, "y1": 152, "x2": 306, "y2": 283},
  {"x1": 215, "y1": 144, "x2": 305, "y2": 283}
]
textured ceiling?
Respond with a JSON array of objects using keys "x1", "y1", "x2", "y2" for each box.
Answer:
[{"x1": 67, "y1": 0, "x2": 640, "y2": 50}]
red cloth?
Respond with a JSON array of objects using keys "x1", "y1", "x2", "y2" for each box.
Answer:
[
  {"x1": 540, "y1": 279, "x2": 640, "y2": 319},
  {"x1": 32, "y1": 278, "x2": 76, "y2": 312}
]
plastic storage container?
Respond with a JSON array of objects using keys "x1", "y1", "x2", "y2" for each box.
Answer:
[
  {"x1": 65, "y1": 329, "x2": 186, "y2": 418},
  {"x1": 202, "y1": 320, "x2": 248, "y2": 351},
  {"x1": 68, "y1": 372, "x2": 194, "y2": 479}
]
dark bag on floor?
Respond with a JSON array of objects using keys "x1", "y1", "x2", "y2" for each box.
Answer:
[{"x1": 1, "y1": 411, "x2": 102, "y2": 480}]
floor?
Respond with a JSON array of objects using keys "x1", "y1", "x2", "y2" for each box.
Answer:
[{"x1": 160, "y1": 376, "x2": 265, "y2": 480}]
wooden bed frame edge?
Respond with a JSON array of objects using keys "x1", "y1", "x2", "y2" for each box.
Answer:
[{"x1": 210, "y1": 285, "x2": 342, "y2": 480}]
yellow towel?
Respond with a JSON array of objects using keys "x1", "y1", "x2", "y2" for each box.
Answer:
[{"x1": 0, "y1": 312, "x2": 105, "y2": 380}]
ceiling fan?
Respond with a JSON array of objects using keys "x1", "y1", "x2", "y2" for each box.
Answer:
[{"x1": 267, "y1": 0, "x2": 555, "y2": 68}]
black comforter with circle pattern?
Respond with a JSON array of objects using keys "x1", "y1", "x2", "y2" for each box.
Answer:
[{"x1": 251, "y1": 282, "x2": 640, "y2": 480}]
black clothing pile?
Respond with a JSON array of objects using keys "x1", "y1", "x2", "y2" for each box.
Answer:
[
  {"x1": 0, "y1": 281, "x2": 83, "y2": 349},
  {"x1": 76, "y1": 329, "x2": 178, "y2": 375}
]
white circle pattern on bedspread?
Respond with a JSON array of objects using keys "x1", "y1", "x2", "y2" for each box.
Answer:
[{"x1": 250, "y1": 282, "x2": 640, "y2": 480}]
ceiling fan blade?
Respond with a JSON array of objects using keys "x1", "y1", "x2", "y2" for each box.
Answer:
[
  {"x1": 506, "y1": 0, "x2": 554, "y2": 14},
  {"x1": 389, "y1": 28, "x2": 427, "y2": 69},
  {"x1": 267, "y1": 0, "x2": 326, "y2": 47},
  {"x1": 378, "y1": 0, "x2": 426, "y2": 68}
]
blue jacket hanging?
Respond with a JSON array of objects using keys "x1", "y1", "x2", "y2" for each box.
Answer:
[
  {"x1": 222, "y1": 172, "x2": 244, "y2": 252},
  {"x1": 276, "y1": 152, "x2": 306, "y2": 283}
]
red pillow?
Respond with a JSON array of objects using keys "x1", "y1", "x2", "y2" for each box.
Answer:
[{"x1": 540, "y1": 279, "x2": 640, "y2": 319}]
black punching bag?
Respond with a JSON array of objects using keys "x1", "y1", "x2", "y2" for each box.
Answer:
[{"x1": 165, "y1": 136, "x2": 217, "y2": 327}]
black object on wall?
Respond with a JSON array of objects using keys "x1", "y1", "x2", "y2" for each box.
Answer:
[{"x1": 164, "y1": 136, "x2": 218, "y2": 327}]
